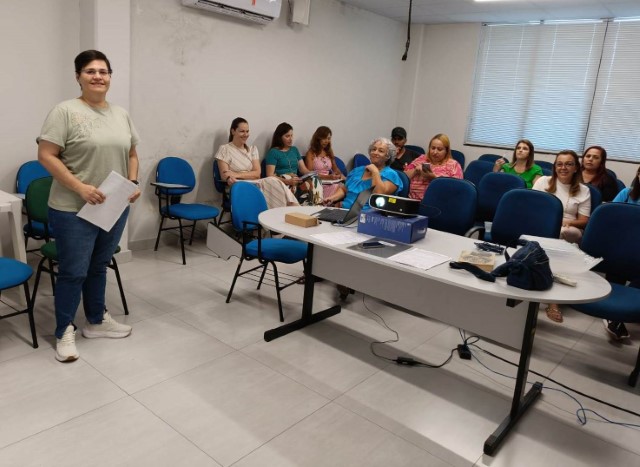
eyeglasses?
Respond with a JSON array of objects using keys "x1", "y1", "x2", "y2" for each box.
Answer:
[
  {"x1": 554, "y1": 162, "x2": 575, "y2": 168},
  {"x1": 81, "y1": 69, "x2": 111, "y2": 77}
]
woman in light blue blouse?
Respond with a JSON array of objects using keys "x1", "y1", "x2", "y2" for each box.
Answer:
[{"x1": 612, "y1": 165, "x2": 640, "y2": 205}]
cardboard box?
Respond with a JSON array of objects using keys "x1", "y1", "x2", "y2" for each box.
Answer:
[
  {"x1": 285, "y1": 212, "x2": 319, "y2": 228},
  {"x1": 357, "y1": 210, "x2": 428, "y2": 243},
  {"x1": 458, "y1": 250, "x2": 496, "y2": 272}
]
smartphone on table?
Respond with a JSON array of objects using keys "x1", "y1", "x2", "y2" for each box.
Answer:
[{"x1": 359, "y1": 240, "x2": 385, "y2": 249}]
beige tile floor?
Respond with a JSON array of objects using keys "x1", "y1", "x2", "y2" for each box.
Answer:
[{"x1": 0, "y1": 238, "x2": 639, "y2": 466}]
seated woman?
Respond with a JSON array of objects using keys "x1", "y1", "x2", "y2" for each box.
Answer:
[
  {"x1": 266, "y1": 122, "x2": 322, "y2": 205},
  {"x1": 493, "y1": 139, "x2": 543, "y2": 188},
  {"x1": 323, "y1": 137, "x2": 403, "y2": 208},
  {"x1": 532, "y1": 150, "x2": 591, "y2": 323},
  {"x1": 580, "y1": 145, "x2": 619, "y2": 202},
  {"x1": 404, "y1": 133, "x2": 463, "y2": 201},
  {"x1": 215, "y1": 117, "x2": 298, "y2": 209},
  {"x1": 304, "y1": 126, "x2": 344, "y2": 200},
  {"x1": 604, "y1": 165, "x2": 640, "y2": 340}
]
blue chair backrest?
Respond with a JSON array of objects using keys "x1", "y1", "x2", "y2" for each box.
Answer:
[
  {"x1": 405, "y1": 144, "x2": 425, "y2": 155},
  {"x1": 463, "y1": 160, "x2": 494, "y2": 187},
  {"x1": 230, "y1": 182, "x2": 268, "y2": 232},
  {"x1": 477, "y1": 172, "x2": 526, "y2": 222},
  {"x1": 534, "y1": 160, "x2": 554, "y2": 175},
  {"x1": 451, "y1": 150, "x2": 465, "y2": 170},
  {"x1": 581, "y1": 203, "x2": 640, "y2": 278},
  {"x1": 420, "y1": 178, "x2": 477, "y2": 236},
  {"x1": 605, "y1": 168, "x2": 618, "y2": 179},
  {"x1": 478, "y1": 154, "x2": 502, "y2": 164},
  {"x1": 212, "y1": 161, "x2": 225, "y2": 194},
  {"x1": 586, "y1": 184, "x2": 602, "y2": 214},
  {"x1": 156, "y1": 157, "x2": 195, "y2": 196},
  {"x1": 491, "y1": 189, "x2": 563, "y2": 247},
  {"x1": 394, "y1": 170, "x2": 410, "y2": 198},
  {"x1": 353, "y1": 153, "x2": 370, "y2": 168},
  {"x1": 615, "y1": 178, "x2": 626, "y2": 194},
  {"x1": 334, "y1": 156, "x2": 348, "y2": 176},
  {"x1": 16, "y1": 160, "x2": 50, "y2": 194}
]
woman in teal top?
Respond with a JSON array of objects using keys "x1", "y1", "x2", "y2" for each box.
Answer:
[
  {"x1": 493, "y1": 139, "x2": 543, "y2": 188},
  {"x1": 265, "y1": 122, "x2": 321, "y2": 204},
  {"x1": 612, "y1": 165, "x2": 640, "y2": 205}
]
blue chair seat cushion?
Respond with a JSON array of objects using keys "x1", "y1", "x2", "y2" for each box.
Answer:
[
  {"x1": 24, "y1": 221, "x2": 53, "y2": 238},
  {"x1": 572, "y1": 283, "x2": 640, "y2": 323},
  {"x1": 245, "y1": 238, "x2": 307, "y2": 263},
  {"x1": 162, "y1": 203, "x2": 219, "y2": 220},
  {"x1": 0, "y1": 258, "x2": 33, "y2": 289}
]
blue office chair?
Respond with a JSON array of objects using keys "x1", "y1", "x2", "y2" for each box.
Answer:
[
  {"x1": 405, "y1": 144, "x2": 425, "y2": 155},
  {"x1": 420, "y1": 178, "x2": 477, "y2": 236},
  {"x1": 476, "y1": 172, "x2": 526, "y2": 225},
  {"x1": 0, "y1": 257, "x2": 37, "y2": 348},
  {"x1": 394, "y1": 170, "x2": 410, "y2": 198},
  {"x1": 27, "y1": 177, "x2": 130, "y2": 316},
  {"x1": 153, "y1": 157, "x2": 220, "y2": 265},
  {"x1": 334, "y1": 156, "x2": 348, "y2": 176},
  {"x1": 615, "y1": 178, "x2": 626, "y2": 194},
  {"x1": 226, "y1": 182, "x2": 307, "y2": 322},
  {"x1": 570, "y1": 203, "x2": 640, "y2": 387},
  {"x1": 534, "y1": 160, "x2": 554, "y2": 176},
  {"x1": 260, "y1": 158, "x2": 268, "y2": 178},
  {"x1": 478, "y1": 154, "x2": 503, "y2": 164},
  {"x1": 587, "y1": 184, "x2": 602, "y2": 214},
  {"x1": 451, "y1": 150, "x2": 466, "y2": 170},
  {"x1": 606, "y1": 168, "x2": 618, "y2": 179},
  {"x1": 463, "y1": 160, "x2": 494, "y2": 187},
  {"x1": 353, "y1": 153, "x2": 370, "y2": 169},
  {"x1": 212, "y1": 161, "x2": 231, "y2": 226},
  {"x1": 472, "y1": 189, "x2": 563, "y2": 247},
  {"x1": 17, "y1": 160, "x2": 52, "y2": 250}
]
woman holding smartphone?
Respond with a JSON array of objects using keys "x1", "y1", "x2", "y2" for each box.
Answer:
[
  {"x1": 493, "y1": 139, "x2": 543, "y2": 189},
  {"x1": 404, "y1": 133, "x2": 463, "y2": 201}
]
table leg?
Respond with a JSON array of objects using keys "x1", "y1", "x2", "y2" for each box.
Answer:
[
  {"x1": 484, "y1": 301, "x2": 542, "y2": 456},
  {"x1": 264, "y1": 243, "x2": 341, "y2": 341}
]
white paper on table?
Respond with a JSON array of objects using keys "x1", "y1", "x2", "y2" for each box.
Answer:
[
  {"x1": 77, "y1": 171, "x2": 137, "y2": 232},
  {"x1": 311, "y1": 231, "x2": 372, "y2": 245},
  {"x1": 388, "y1": 248, "x2": 450, "y2": 270}
]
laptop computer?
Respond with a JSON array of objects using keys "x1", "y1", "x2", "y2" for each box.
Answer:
[{"x1": 313, "y1": 189, "x2": 372, "y2": 225}]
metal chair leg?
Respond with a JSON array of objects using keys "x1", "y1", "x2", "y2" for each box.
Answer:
[
  {"x1": 178, "y1": 219, "x2": 186, "y2": 265},
  {"x1": 188, "y1": 220, "x2": 197, "y2": 245},
  {"x1": 226, "y1": 257, "x2": 244, "y2": 304},
  {"x1": 629, "y1": 346, "x2": 640, "y2": 387},
  {"x1": 271, "y1": 262, "x2": 284, "y2": 322},
  {"x1": 110, "y1": 256, "x2": 129, "y2": 315},
  {"x1": 30, "y1": 256, "x2": 47, "y2": 309},
  {"x1": 154, "y1": 216, "x2": 165, "y2": 251},
  {"x1": 257, "y1": 263, "x2": 268, "y2": 290},
  {"x1": 23, "y1": 282, "x2": 38, "y2": 348}
]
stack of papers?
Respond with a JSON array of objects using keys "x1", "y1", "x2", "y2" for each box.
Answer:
[{"x1": 388, "y1": 248, "x2": 450, "y2": 270}]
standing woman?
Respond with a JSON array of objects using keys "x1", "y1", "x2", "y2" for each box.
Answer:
[
  {"x1": 304, "y1": 126, "x2": 343, "y2": 200},
  {"x1": 404, "y1": 134, "x2": 463, "y2": 201},
  {"x1": 493, "y1": 139, "x2": 543, "y2": 188},
  {"x1": 266, "y1": 122, "x2": 322, "y2": 205},
  {"x1": 580, "y1": 145, "x2": 619, "y2": 202},
  {"x1": 38, "y1": 50, "x2": 138, "y2": 362},
  {"x1": 215, "y1": 117, "x2": 298, "y2": 208},
  {"x1": 532, "y1": 150, "x2": 591, "y2": 323}
]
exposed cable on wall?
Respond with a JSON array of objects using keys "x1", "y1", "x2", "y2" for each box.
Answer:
[{"x1": 402, "y1": 0, "x2": 413, "y2": 61}]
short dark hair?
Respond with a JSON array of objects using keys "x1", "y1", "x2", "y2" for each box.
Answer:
[
  {"x1": 74, "y1": 50, "x2": 112, "y2": 74},
  {"x1": 270, "y1": 122, "x2": 293, "y2": 149},
  {"x1": 228, "y1": 117, "x2": 248, "y2": 142}
]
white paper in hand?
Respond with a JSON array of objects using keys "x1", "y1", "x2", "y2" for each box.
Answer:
[{"x1": 77, "y1": 171, "x2": 137, "y2": 231}]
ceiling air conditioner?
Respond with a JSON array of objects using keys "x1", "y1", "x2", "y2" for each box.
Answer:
[{"x1": 181, "y1": 0, "x2": 282, "y2": 25}]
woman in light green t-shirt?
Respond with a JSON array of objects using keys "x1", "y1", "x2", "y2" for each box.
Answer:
[{"x1": 492, "y1": 139, "x2": 543, "y2": 189}]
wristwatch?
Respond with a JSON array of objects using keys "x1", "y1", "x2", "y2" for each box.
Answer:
[{"x1": 130, "y1": 180, "x2": 140, "y2": 185}]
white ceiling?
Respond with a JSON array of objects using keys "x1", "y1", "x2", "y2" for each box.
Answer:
[{"x1": 339, "y1": 0, "x2": 640, "y2": 24}]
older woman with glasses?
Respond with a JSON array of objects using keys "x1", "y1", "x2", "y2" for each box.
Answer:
[{"x1": 532, "y1": 150, "x2": 591, "y2": 323}]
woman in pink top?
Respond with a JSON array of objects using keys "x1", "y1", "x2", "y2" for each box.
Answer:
[
  {"x1": 304, "y1": 126, "x2": 344, "y2": 199},
  {"x1": 404, "y1": 133, "x2": 463, "y2": 201}
]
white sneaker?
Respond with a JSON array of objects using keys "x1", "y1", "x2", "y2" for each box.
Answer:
[
  {"x1": 82, "y1": 311, "x2": 132, "y2": 339},
  {"x1": 56, "y1": 325, "x2": 79, "y2": 362}
]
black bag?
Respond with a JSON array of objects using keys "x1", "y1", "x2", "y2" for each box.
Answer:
[{"x1": 450, "y1": 240, "x2": 554, "y2": 291}]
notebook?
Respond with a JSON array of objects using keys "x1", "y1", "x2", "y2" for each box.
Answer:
[{"x1": 313, "y1": 189, "x2": 372, "y2": 225}]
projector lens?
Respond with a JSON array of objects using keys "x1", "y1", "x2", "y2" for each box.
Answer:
[{"x1": 375, "y1": 197, "x2": 386, "y2": 208}]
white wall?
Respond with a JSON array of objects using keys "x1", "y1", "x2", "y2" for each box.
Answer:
[
  {"x1": 405, "y1": 22, "x2": 638, "y2": 186},
  {"x1": 128, "y1": 0, "x2": 407, "y2": 245}
]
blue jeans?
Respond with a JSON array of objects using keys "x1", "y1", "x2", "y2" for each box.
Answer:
[{"x1": 49, "y1": 207, "x2": 129, "y2": 338}]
